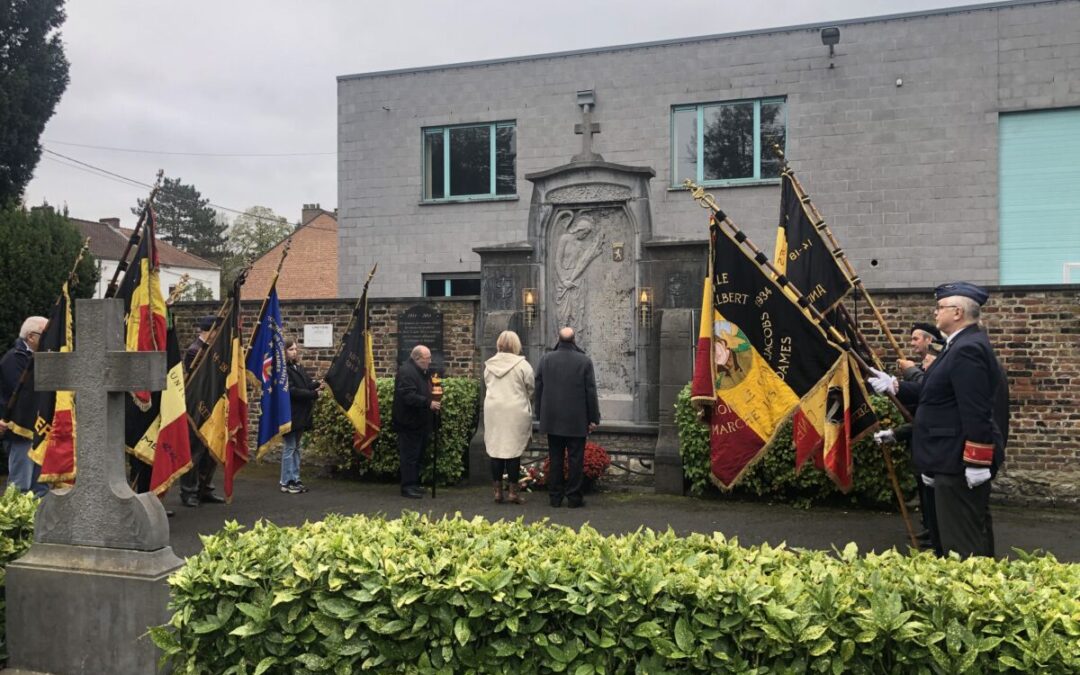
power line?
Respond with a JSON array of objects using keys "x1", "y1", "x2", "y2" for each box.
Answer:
[
  {"x1": 41, "y1": 148, "x2": 328, "y2": 227},
  {"x1": 46, "y1": 139, "x2": 335, "y2": 157}
]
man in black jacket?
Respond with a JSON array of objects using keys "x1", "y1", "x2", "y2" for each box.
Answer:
[
  {"x1": 1, "y1": 316, "x2": 48, "y2": 495},
  {"x1": 393, "y1": 345, "x2": 440, "y2": 499},
  {"x1": 535, "y1": 327, "x2": 600, "y2": 508},
  {"x1": 869, "y1": 282, "x2": 1009, "y2": 557}
]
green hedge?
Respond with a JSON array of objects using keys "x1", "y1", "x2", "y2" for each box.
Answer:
[
  {"x1": 676, "y1": 384, "x2": 914, "y2": 508},
  {"x1": 0, "y1": 486, "x2": 38, "y2": 662},
  {"x1": 153, "y1": 514, "x2": 1080, "y2": 674},
  {"x1": 306, "y1": 377, "x2": 480, "y2": 486}
]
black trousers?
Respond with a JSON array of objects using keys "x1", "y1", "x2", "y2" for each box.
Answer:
[
  {"x1": 547, "y1": 435, "x2": 585, "y2": 506},
  {"x1": 397, "y1": 428, "x2": 429, "y2": 490},
  {"x1": 915, "y1": 473, "x2": 944, "y2": 556},
  {"x1": 489, "y1": 457, "x2": 521, "y2": 484},
  {"x1": 934, "y1": 473, "x2": 994, "y2": 558},
  {"x1": 180, "y1": 430, "x2": 218, "y2": 499}
]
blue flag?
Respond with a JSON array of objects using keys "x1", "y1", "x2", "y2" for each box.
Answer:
[{"x1": 245, "y1": 285, "x2": 292, "y2": 457}]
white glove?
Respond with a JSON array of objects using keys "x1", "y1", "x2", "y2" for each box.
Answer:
[
  {"x1": 921, "y1": 474, "x2": 936, "y2": 488},
  {"x1": 867, "y1": 368, "x2": 897, "y2": 395},
  {"x1": 873, "y1": 429, "x2": 896, "y2": 445},
  {"x1": 965, "y1": 467, "x2": 992, "y2": 489}
]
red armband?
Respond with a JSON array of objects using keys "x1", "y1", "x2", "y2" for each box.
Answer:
[{"x1": 963, "y1": 440, "x2": 994, "y2": 466}]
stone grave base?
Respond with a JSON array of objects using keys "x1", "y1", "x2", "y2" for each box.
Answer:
[{"x1": 6, "y1": 543, "x2": 182, "y2": 675}]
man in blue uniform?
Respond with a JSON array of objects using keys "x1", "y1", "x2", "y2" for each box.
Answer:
[{"x1": 869, "y1": 282, "x2": 1008, "y2": 557}]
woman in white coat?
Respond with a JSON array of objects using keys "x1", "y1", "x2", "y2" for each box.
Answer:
[{"x1": 483, "y1": 330, "x2": 535, "y2": 504}]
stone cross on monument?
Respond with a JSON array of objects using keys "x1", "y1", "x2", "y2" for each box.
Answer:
[
  {"x1": 7, "y1": 298, "x2": 182, "y2": 675},
  {"x1": 32, "y1": 297, "x2": 169, "y2": 548},
  {"x1": 573, "y1": 89, "x2": 603, "y2": 162}
]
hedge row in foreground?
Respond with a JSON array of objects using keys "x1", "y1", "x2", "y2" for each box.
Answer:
[
  {"x1": 0, "y1": 486, "x2": 38, "y2": 662},
  {"x1": 153, "y1": 513, "x2": 1080, "y2": 674}
]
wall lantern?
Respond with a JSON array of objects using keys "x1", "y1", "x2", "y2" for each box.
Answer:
[
  {"x1": 637, "y1": 287, "x2": 653, "y2": 327},
  {"x1": 820, "y1": 26, "x2": 840, "y2": 57},
  {"x1": 522, "y1": 288, "x2": 537, "y2": 327}
]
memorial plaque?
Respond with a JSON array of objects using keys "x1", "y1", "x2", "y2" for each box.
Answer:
[{"x1": 397, "y1": 304, "x2": 444, "y2": 372}]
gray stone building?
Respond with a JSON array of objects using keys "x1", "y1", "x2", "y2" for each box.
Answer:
[{"x1": 338, "y1": 0, "x2": 1080, "y2": 298}]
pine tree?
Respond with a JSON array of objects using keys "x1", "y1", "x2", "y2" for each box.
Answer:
[{"x1": 135, "y1": 176, "x2": 228, "y2": 264}]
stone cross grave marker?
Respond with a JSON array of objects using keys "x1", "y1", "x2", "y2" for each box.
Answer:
[
  {"x1": 33, "y1": 298, "x2": 169, "y2": 550},
  {"x1": 573, "y1": 101, "x2": 602, "y2": 162}
]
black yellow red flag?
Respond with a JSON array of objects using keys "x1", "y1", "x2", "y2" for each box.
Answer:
[
  {"x1": 773, "y1": 172, "x2": 852, "y2": 314},
  {"x1": 691, "y1": 219, "x2": 846, "y2": 489},
  {"x1": 324, "y1": 279, "x2": 380, "y2": 457},
  {"x1": 27, "y1": 282, "x2": 76, "y2": 484},
  {"x1": 185, "y1": 286, "x2": 249, "y2": 500}
]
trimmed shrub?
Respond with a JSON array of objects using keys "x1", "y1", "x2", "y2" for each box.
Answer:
[
  {"x1": 153, "y1": 514, "x2": 1080, "y2": 673},
  {"x1": 306, "y1": 377, "x2": 480, "y2": 486},
  {"x1": 0, "y1": 486, "x2": 37, "y2": 662},
  {"x1": 676, "y1": 384, "x2": 914, "y2": 508}
]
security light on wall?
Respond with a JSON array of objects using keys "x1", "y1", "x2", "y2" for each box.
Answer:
[{"x1": 820, "y1": 26, "x2": 840, "y2": 57}]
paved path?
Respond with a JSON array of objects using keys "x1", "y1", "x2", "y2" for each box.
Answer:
[{"x1": 163, "y1": 462, "x2": 1080, "y2": 562}]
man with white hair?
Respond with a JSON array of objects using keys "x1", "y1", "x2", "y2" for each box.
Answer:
[
  {"x1": 868, "y1": 282, "x2": 1008, "y2": 557},
  {"x1": 1, "y1": 316, "x2": 49, "y2": 495}
]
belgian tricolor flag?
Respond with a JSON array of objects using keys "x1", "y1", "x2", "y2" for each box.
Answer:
[
  {"x1": 186, "y1": 286, "x2": 249, "y2": 500},
  {"x1": 691, "y1": 218, "x2": 845, "y2": 489},
  {"x1": 325, "y1": 272, "x2": 380, "y2": 458},
  {"x1": 115, "y1": 208, "x2": 168, "y2": 408},
  {"x1": 127, "y1": 311, "x2": 193, "y2": 495},
  {"x1": 27, "y1": 282, "x2": 76, "y2": 484}
]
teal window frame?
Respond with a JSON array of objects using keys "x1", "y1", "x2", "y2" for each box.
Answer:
[
  {"x1": 422, "y1": 121, "x2": 516, "y2": 202},
  {"x1": 670, "y1": 97, "x2": 787, "y2": 188}
]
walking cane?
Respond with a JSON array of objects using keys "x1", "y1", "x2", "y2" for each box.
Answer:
[{"x1": 430, "y1": 373, "x2": 443, "y2": 498}]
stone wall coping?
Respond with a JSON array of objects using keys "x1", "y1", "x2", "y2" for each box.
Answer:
[
  {"x1": 525, "y1": 160, "x2": 656, "y2": 181},
  {"x1": 473, "y1": 243, "x2": 534, "y2": 254},
  {"x1": 175, "y1": 296, "x2": 481, "y2": 309},
  {"x1": 642, "y1": 238, "x2": 709, "y2": 249}
]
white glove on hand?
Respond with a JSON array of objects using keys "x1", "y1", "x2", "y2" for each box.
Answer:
[
  {"x1": 873, "y1": 429, "x2": 896, "y2": 445},
  {"x1": 921, "y1": 474, "x2": 936, "y2": 488},
  {"x1": 867, "y1": 368, "x2": 897, "y2": 395},
  {"x1": 965, "y1": 467, "x2": 992, "y2": 489}
]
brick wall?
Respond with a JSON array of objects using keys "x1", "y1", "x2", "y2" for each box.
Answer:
[
  {"x1": 172, "y1": 296, "x2": 479, "y2": 380},
  {"x1": 244, "y1": 213, "x2": 340, "y2": 301},
  {"x1": 855, "y1": 285, "x2": 1079, "y2": 482}
]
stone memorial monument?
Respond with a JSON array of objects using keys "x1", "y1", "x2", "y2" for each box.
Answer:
[
  {"x1": 6, "y1": 299, "x2": 181, "y2": 674},
  {"x1": 470, "y1": 90, "x2": 707, "y2": 491}
]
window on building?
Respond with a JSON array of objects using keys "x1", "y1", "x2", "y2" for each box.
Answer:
[
  {"x1": 423, "y1": 122, "x2": 516, "y2": 200},
  {"x1": 671, "y1": 98, "x2": 786, "y2": 186},
  {"x1": 422, "y1": 274, "x2": 481, "y2": 297}
]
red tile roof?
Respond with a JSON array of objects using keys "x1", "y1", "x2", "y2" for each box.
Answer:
[{"x1": 70, "y1": 217, "x2": 219, "y2": 270}]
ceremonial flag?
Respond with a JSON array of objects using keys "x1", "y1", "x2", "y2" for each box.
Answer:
[
  {"x1": 186, "y1": 288, "x2": 249, "y2": 500},
  {"x1": 790, "y1": 353, "x2": 877, "y2": 491},
  {"x1": 27, "y1": 282, "x2": 76, "y2": 484},
  {"x1": 325, "y1": 277, "x2": 380, "y2": 458},
  {"x1": 127, "y1": 311, "x2": 192, "y2": 494},
  {"x1": 245, "y1": 284, "x2": 292, "y2": 458},
  {"x1": 691, "y1": 219, "x2": 845, "y2": 489},
  {"x1": 772, "y1": 171, "x2": 852, "y2": 314},
  {"x1": 115, "y1": 208, "x2": 168, "y2": 407}
]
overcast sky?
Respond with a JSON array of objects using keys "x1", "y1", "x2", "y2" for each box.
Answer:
[{"x1": 25, "y1": 0, "x2": 988, "y2": 227}]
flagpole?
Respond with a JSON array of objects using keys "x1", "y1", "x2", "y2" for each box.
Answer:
[
  {"x1": 104, "y1": 170, "x2": 165, "y2": 299},
  {"x1": 245, "y1": 239, "x2": 291, "y2": 353},
  {"x1": 685, "y1": 181, "x2": 918, "y2": 548},
  {"x1": 326, "y1": 264, "x2": 379, "y2": 366},
  {"x1": 771, "y1": 146, "x2": 906, "y2": 362},
  {"x1": 187, "y1": 267, "x2": 248, "y2": 382}
]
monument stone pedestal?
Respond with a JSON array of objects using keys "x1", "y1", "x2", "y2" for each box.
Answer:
[
  {"x1": 4, "y1": 299, "x2": 180, "y2": 675},
  {"x1": 6, "y1": 545, "x2": 181, "y2": 675}
]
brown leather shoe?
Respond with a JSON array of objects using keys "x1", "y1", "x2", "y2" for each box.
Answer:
[
  {"x1": 506, "y1": 486, "x2": 525, "y2": 504},
  {"x1": 493, "y1": 481, "x2": 504, "y2": 504}
]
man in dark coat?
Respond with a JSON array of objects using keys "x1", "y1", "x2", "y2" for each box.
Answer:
[
  {"x1": 535, "y1": 327, "x2": 600, "y2": 508},
  {"x1": 392, "y1": 344, "x2": 439, "y2": 499},
  {"x1": 1, "y1": 316, "x2": 48, "y2": 495},
  {"x1": 179, "y1": 315, "x2": 224, "y2": 507},
  {"x1": 869, "y1": 282, "x2": 1009, "y2": 557}
]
